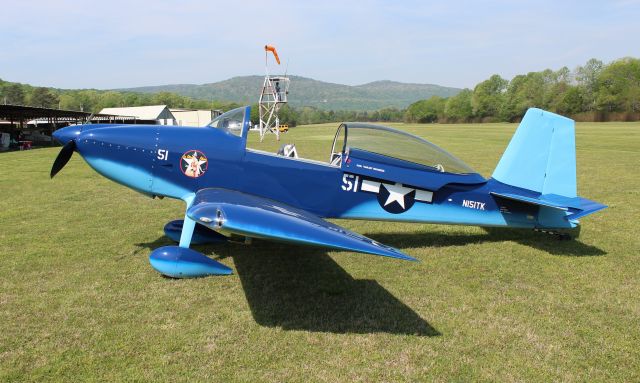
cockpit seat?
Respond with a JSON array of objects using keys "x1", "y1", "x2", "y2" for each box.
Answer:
[{"x1": 277, "y1": 143, "x2": 298, "y2": 158}]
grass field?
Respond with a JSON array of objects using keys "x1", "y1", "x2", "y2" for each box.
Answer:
[{"x1": 1, "y1": 121, "x2": 639, "y2": 382}]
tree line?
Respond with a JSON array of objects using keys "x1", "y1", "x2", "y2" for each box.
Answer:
[
  {"x1": 404, "y1": 57, "x2": 640, "y2": 123},
  {"x1": 0, "y1": 83, "x2": 243, "y2": 115},
  {"x1": 0, "y1": 78, "x2": 404, "y2": 126},
  {"x1": 2, "y1": 57, "x2": 638, "y2": 125}
]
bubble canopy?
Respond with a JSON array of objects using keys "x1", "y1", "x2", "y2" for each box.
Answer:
[
  {"x1": 207, "y1": 106, "x2": 249, "y2": 137},
  {"x1": 334, "y1": 123, "x2": 477, "y2": 175}
]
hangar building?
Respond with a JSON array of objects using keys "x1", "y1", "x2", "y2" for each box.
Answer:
[
  {"x1": 99, "y1": 105, "x2": 177, "y2": 125},
  {"x1": 99, "y1": 105, "x2": 222, "y2": 126}
]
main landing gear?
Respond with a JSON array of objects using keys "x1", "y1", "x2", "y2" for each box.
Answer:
[
  {"x1": 533, "y1": 226, "x2": 581, "y2": 241},
  {"x1": 148, "y1": 218, "x2": 232, "y2": 278}
]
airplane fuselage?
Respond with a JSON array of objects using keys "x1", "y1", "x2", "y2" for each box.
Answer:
[{"x1": 60, "y1": 123, "x2": 575, "y2": 232}]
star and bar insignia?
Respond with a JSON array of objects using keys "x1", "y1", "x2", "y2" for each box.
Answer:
[{"x1": 361, "y1": 178, "x2": 433, "y2": 214}]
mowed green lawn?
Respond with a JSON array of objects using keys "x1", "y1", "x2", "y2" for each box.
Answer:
[{"x1": 1, "y1": 121, "x2": 638, "y2": 382}]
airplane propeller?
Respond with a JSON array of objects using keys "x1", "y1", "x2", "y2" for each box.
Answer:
[{"x1": 50, "y1": 140, "x2": 76, "y2": 178}]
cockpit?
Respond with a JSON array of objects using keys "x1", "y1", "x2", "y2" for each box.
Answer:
[
  {"x1": 330, "y1": 122, "x2": 477, "y2": 175},
  {"x1": 207, "y1": 106, "x2": 248, "y2": 137},
  {"x1": 208, "y1": 106, "x2": 478, "y2": 176}
]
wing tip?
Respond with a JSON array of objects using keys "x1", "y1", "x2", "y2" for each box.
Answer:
[
  {"x1": 375, "y1": 247, "x2": 418, "y2": 262},
  {"x1": 395, "y1": 254, "x2": 419, "y2": 262}
]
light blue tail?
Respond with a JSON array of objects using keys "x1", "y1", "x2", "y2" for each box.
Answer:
[
  {"x1": 491, "y1": 108, "x2": 607, "y2": 226},
  {"x1": 493, "y1": 108, "x2": 576, "y2": 197}
]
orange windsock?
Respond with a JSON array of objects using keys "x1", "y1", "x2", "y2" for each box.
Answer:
[{"x1": 264, "y1": 45, "x2": 281, "y2": 65}]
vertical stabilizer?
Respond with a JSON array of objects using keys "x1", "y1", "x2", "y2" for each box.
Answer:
[{"x1": 492, "y1": 108, "x2": 577, "y2": 197}]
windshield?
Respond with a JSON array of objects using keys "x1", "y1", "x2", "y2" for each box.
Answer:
[
  {"x1": 207, "y1": 106, "x2": 248, "y2": 137},
  {"x1": 344, "y1": 123, "x2": 476, "y2": 174}
]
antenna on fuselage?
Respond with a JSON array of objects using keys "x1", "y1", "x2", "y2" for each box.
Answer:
[{"x1": 259, "y1": 44, "x2": 290, "y2": 142}]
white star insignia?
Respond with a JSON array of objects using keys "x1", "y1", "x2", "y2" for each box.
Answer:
[{"x1": 383, "y1": 183, "x2": 413, "y2": 209}]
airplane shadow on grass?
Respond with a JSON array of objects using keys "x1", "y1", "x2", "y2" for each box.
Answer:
[
  {"x1": 367, "y1": 228, "x2": 607, "y2": 257},
  {"x1": 136, "y1": 226, "x2": 604, "y2": 336},
  {"x1": 136, "y1": 236, "x2": 441, "y2": 337},
  {"x1": 231, "y1": 245, "x2": 440, "y2": 336}
]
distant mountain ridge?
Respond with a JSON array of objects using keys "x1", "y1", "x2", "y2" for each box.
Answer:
[{"x1": 117, "y1": 75, "x2": 461, "y2": 111}]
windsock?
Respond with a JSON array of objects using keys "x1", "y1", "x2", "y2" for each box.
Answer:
[{"x1": 264, "y1": 45, "x2": 281, "y2": 65}]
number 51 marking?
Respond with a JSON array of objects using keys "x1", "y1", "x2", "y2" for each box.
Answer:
[
  {"x1": 157, "y1": 149, "x2": 169, "y2": 161},
  {"x1": 341, "y1": 174, "x2": 359, "y2": 192}
]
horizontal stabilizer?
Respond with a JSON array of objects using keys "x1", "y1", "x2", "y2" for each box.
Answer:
[
  {"x1": 187, "y1": 188, "x2": 415, "y2": 261},
  {"x1": 491, "y1": 192, "x2": 607, "y2": 220}
]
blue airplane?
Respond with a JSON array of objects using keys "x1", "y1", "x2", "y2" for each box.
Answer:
[{"x1": 51, "y1": 107, "x2": 606, "y2": 278}]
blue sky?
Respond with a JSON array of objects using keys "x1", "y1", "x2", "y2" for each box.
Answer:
[{"x1": 1, "y1": 0, "x2": 638, "y2": 89}]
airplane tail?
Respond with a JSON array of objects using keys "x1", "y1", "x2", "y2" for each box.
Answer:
[
  {"x1": 493, "y1": 108, "x2": 576, "y2": 197},
  {"x1": 491, "y1": 108, "x2": 606, "y2": 225}
]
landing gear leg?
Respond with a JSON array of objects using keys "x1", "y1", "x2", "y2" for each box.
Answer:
[
  {"x1": 163, "y1": 219, "x2": 229, "y2": 245},
  {"x1": 178, "y1": 214, "x2": 196, "y2": 248},
  {"x1": 148, "y1": 212, "x2": 232, "y2": 278}
]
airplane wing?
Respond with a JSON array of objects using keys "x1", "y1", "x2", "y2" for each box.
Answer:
[{"x1": 187, "y1": 188, "x2": 415, "y2": 261}]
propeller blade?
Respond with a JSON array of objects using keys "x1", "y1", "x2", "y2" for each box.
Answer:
[{"x1": 50, "y1": 140, "x2": 76, "y2": 178}]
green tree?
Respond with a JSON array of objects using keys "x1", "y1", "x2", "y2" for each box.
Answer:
[
  {"x1": 77, "y1": 90, "x2": 101, "y2": 112},
  {"x1": 404, "y1": 96, "x2": 446, "y2": 123},
  {"x1": 94, "y1": 91, "x2": 126, "y2": 109},
  {"x1": 500, "y1": 72, "x2": 549, "y2": 120},
  {"x1": 499, "y1": 74, "x2": 527, "y2": 121},
  {"x1": 543, "y1": 67, "x2": 571, "y2": 112},
  {"x1": 274, "y1": 105, "x2": 298, "y2": 126},
  {"x1": 152, "y1": 91, "x2": 184, "y2": 108},
  {"x1": 575, "y1": 58, "x2": 604, "y2": 111},
  {"x1": 58, "y1": 93, "x2": 79, "y2": 110},
  {"x1": 249, "y1": 103, "x2": 260, "y2": 125},
  {"x1": 472, "y1": 74, "x2": 507, "y2": 119},
  {"x1": 556, "y1": 86, "x2": 585, "y2": 114},
  {"x1": 3, "y1": 84, "x2": 26, "y2": 105},
  {"x1": 595, "y1": 57, "x2": 640, "y2": 112},
  {"x1": 498, "y1": 68, "x2": 572, "y2": 120},
  {"x1": 122, "y1": 92, "x2": 142, "y2": 108},
  {"x1": 30, "y1": 87, "x2": 59, "y2": 108},
  {"x1": 444, "y1": 89, "x2": 473, "y2": 121}
]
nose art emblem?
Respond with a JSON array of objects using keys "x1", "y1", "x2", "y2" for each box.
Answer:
[{"x1": 180, "y1": 150, "x2": 208, "y2": 178}]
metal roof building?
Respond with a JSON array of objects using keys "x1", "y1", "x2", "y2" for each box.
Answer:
[
  {"x1": 0, "y1": 104, "x2": 90, "y2": 124},
  {"x1": 99, "y1": 105, "x2": 177, "y2": 125}
]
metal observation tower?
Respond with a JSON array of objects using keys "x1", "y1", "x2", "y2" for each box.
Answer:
[{"x1": 259, "y1": 45, "x2": 290, "y2": 142}]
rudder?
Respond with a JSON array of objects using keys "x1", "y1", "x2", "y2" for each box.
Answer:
[{"x1": 492, "y1": 108, "x2": 577, "y2": 197}]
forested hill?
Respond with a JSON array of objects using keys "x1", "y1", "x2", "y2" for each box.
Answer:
[
  {"x1": 117, "y1": 76, "x2": 461, "y2": 111},
  {"x1": 2, "y1": 57, "x2": 636, "y2": 124}
]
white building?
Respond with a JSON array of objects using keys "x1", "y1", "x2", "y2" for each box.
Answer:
[
  {"x1": 170, "y1": 108, "x2": 221, "y2": 127},
  {"x1": 99, "y1": 105, "x2": 177, "y2": 125}
]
